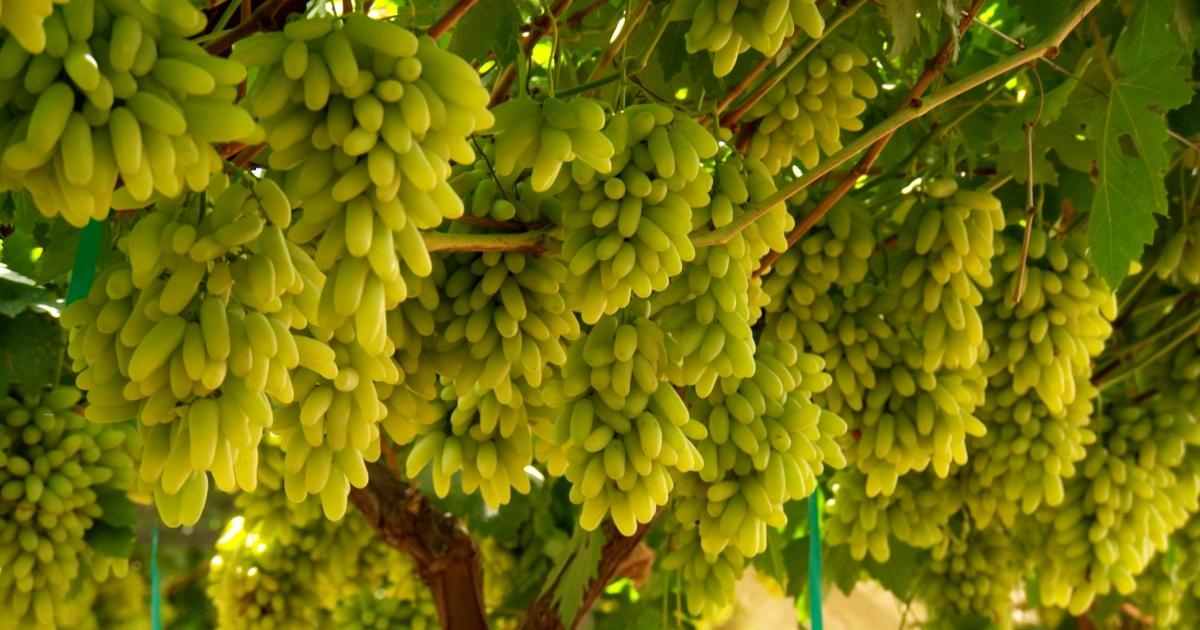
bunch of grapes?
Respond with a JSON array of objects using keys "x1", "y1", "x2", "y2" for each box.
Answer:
[
  {"x1": 668, "y1": 0, "x2": 825, "y2": 76},
  {"x1": 918, "y1": 524, "x2": 1028, "y2": 630},
  {"x1": 1154, "y1": 219, "x2": 1200, "y2": 287},
  {"x1": 743, "y1": 38, "x2": 876, "y2": 172},
  {"x1": 0, "y1": 0, "x2": 258, "y2": 225},
  {"x1": 60, "y1": 177, "x2": 320, "y2": 524},
  {"x1": 0, "y1": 386, "x2": 136, "y2": 628},
  {"x1": 0, "y1": 0, "x2": 68, "y2": 53},
  {"x1": 549, "y1": 307, "x2": 705, "y2": 535},
  {"x1": 654, "y1": 155, "x2": 791, "y2": 395},
  {"x1": 237, "y1": 14, "x2": 492, "y2": 344},
  {"x1": 1031, "y1": 401, "x2": 1200, "y2": 614},
  {"x1": 673, "y1": 341, "x2": 845, "y2": 559},
  {"x1": 332, "y1": 590, "x2": 436, "y2": 630},
  {"x1": 659, "y1": 521, "x2": 747, "y2": 619},
  {"x1": 558, "y1": 103, "x2": 718, "y2": 323},
  {"x1": 825, "y1": 469, "x2": 962, "y2": 562},
  {"x1": 487, "y1": 96, "x2": 614, "y2": 191},
  {"x1": 760, "y1": 198, "x2": 875, "y2": 311}
]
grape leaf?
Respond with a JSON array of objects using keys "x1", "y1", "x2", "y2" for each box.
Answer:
[
  {"x1": 96, "y1": 488, "x2": 139, "y2": 529},
  {"x1": 35, "y1": 219, "x2": 81, "y2": 285},
  {"x1": 1013, "y1": 0, "x2": 1068, "y2": 36},
  {"x1": 449, "y1": 0, "x2": 521, "y2": 67},
  {"x1": 85, "y1": 522, "x2": 135, "y2": 558},
  {"x1": 544, "y1": 526, "x2": 604, "y2": 627},
  {"x1": 0, "y1": 310, "x2": 63, "y2": 392},
  {"x1": 885, "y1": 0, "x2": 924, "y2": 59},
  {"x1": 1088, "y1": 0, "x2": 1194, "y2": 286}
]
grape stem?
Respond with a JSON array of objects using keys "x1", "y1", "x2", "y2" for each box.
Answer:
[
  {"x1": 695, "y1": 0, "x2": 1101, "y2": 257},
  {"x1": 350, "y1": 461, "x2": 489, "y2": 630},
  {"x1": 206, "y1": 0, "x2": 304, "y2": 55},
  {"x1": 489, "y1": 0, "x2": 576, "y2": 106},
  {"x1": 424, "y1": 231, "x2": 551, "y2": 254},
  {"x1": 427, "y1": 0, "x2": 480, "y2": 39}
]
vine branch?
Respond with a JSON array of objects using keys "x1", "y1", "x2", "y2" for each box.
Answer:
[
  {"x1": 427, "y1": 0, "x2": 479, "y2": 39},
  {"x1": 489, "y1": 0, "x2": 575, "y2": 106},
  {"x1": 695, "y1": 0, "x2": 1100, "y2": 254}
]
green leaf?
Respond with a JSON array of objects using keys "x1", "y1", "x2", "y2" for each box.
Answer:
[
  {"x1": 545, "y1": 526, "x2": 604, "y2": 626},
  {"x1": 96, "y1": 488, "x2": 139, "y2": 529},
  {"x1": 1088, "y1": 0, "x2": 1195, "y2": 286},
  {"x1": 0, "y1": 310, "x2": 64, "y2": 391},
  {"x1": 752, "y1": 528, "x2": 789, "y2": 592},
  {"x1": 35, "y1": 219, "x2": 81, "y2": 285},
  {"x1": 1013, "y1": 0, "x2": 1068, "y2": 36},
  {"x1": 860, "y1": 540, "x2": 925, "y2": 601},
  {"x1": 449, "y1": 0, "x2": 521, "y2": 67},
  {"x1": 884, "y1": 0, "x2": 923, "y2": 60},
  {"x1": 85, "y1": 521, "x2": 135, "y2": 558}
]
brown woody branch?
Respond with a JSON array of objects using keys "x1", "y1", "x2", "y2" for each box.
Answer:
[
  {"x1": 205, "y1": 0, "x2": 305, "y2": 55},
  {"x1": 427, "y1": 0, "x2": 479, "y2": 39},
  {"x1": 519, "y1": 520, "x2": 656, "y2": 630},
  {"x1": 752, "y1": 0, "x2": 989, "y2": 276},
  {"x1": 349, "y1": 461, "x2": 488, "y2": 630}
]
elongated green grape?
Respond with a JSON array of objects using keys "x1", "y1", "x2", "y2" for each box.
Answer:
[
  {"x1": 761, "y1": 198, "x2": 874, "y2": 312},
  {"x1": 559, "y1": 104, "x2": 718, "y2": 324},
  {"x1": 0, "y1": 0, "x2": 258, "y2": 226},
  {"x1": 487, "y1": 96, "x2": 615, "y2": 190},
  {"x1": 659, "y1": 522, "x2": 746, "y2": 620},
  {"x1": 744, "y1": 38, "x2": 876, "y2": 172},
  {"x1": 59, "y1": 176, "x2": 320, "y2": 525},
  {"x1": 825, "y1": 469, "x2": 961, "y2": 562},
  {"x1": 918, "y1": 525, "x2": 1027, "y2": 630},
  {"x1": 0, "y1": 386, "x2": 136, "y2": 628},
  {"x1": 668, "y1": 0, "x2": 826, "y2": 77}
]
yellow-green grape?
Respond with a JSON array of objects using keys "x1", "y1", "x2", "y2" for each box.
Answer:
[
  {"x1": 0, "y1": 1, "x2": 69, "y2": 54},
  {"x1": 208, "y1": 444, "x2": 420, "y2": 629},
  {"x1": 672, "y1": 341, "x2": 846, "y2": 559},
  {"x1": 448, "y1": 159, "x2": 567, "y2": 226},
  {"x1": 654, "y1": 155, "x2": 791, "y2": 395},
  {"x1": 825, "y1": 469, "x2": 962, "y2": 562},
  {"x1": 0, "y1": 387, "x2": 136, "y2": 628},
  {"x1": 919, "y1": 525, "x2": 1026, "y2": 630},
  {"x1": 241, "y1": 16, "x2": 492, "y2": 346},
  {"x1": 398, "y1": 381, "x2": 536, "y2": 509},
  {"x1": 272, "y1": 332, "x2": 398, "y2": 520},
  {"x1": 668, "y1": 0, "x2": 825, "y2": 77},
  {"x1": 760, "y1": 198, "x2": 874, "y2": 314},
  {"x1": 559, "y1": 104, "x2": 718, "y2": 324},
  {"x1": 1154, "y1": 220, "x2": 1200, "y2": 287},
  {"x1": 487, "y1": 96, "x2": 614, "y2": 190},
  {"x1": 59, "y1": 178, "x2": 319, "y2": 525},
  {"x1": 887, "y1": 183, "x2": 1006, "y2": 373},
  {"x1": 433, "y1": 247, "x2": 580, "y2": 400},
  {"x1": 744, "y1": 39, "x2": 876, "y2": 173},
  {"x1": 1132, "y1": 511, "x2": 1200, "y2": 628},
  {"x1": 332, "y1": 590, "x2": 437, "y2": 630},
  {"x1": 55, "y1": 566, "x2": 152, "y2": 630},
  {"x1": 0, "y1": 0, "x2": 257, "y2": 226},
  {"x1": 1032, "y1": 403, "x2": 1200, "y2": 614},
  {"x1": 552, "y1": 310, "x2": 705, "y2": 535},
  {"x1": 987, "y1": 231, "x2": 1116, "y2": 413},
  {"x1": 659, "y1": 523, "x2": 746, "y2": 619},
  {"x1": 479, "y1": 537, "x2": 516, "y2": 617},
  {"x1": 964, "y1": 371, "x2": 1097, "y2": 528}
]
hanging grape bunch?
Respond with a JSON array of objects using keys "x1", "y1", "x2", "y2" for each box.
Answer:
[
  {"x1": 669, "y1": 0, "x2": 826, "y2": 76},
  {"x1": 60, "y1": 177, "x2": 320, "y2": 525},
  {"x1": 0, "y1": 387, "x2": 136, "y2": 628},
  {"x1": 0, "y1": 0, "x2": 259, "y2": 225},
  {"x1": 487, "y1": 95, "x2": 615, "y2": 191},
  {"x1": 743, "y1": 38, "x2": 876, "y2": 172},
  {"x1": 825, "y1": 468, "x2": 962, "y2": 562}
]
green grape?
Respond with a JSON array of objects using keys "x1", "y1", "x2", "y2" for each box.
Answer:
[
  {"x1": 667, "y1": 0, "x2": 825, "y2": 77},
  {"x1": 919, "y1": 524, "x2": 1027, "y2": 630},
  {"x1": 744, "y1": 38, "x2": 876, "y2": 172},
  {"x1": 654, "y1": 155, "x2": 791, "y2": 395},
  {"x1": 332, "y1": 590, "x2": 436, "y2": 630},
  {"x1": 59, "y1": 176, "x2": 320, "y2": 525},
  {"x1": 964, "y1": 371, "x2": 1097, "y2": 528},
  {"x1": 559, "y1": 103, "x2": 719, "y2": 324},
  {"x1": 887, "y1": 182, "x2": 1006, "y2": 373},
  {"x1": 760, "y1": 198, "x2": 875, "y2": 312},
  {"x1": 659, "y1": 522, "x2": 746, "y2": 619},
  {"x1": 55, "y1": 567, "x2": 151, "y2": 630},
  {"x1": 397, "y1": 380, "x2": 539, "y2": 509},
  {"x1": 0, "y1": 0, "x2": 257, "y2": 226},
  {"x1": 242, "y1": 15, "x2": 492, "y2": 347},
  {"x1": 1154, "y1": 220, "x2": 1200, "y2": 287},
  {"x1": 0, "y1": 386, "x2": 136, "y2": 628},
  {"x1": 1132, "y1": 510, "x2": 1200, "y2": 628},
  {"x1": 671, "y1": 340, "x2": 846, "y2": 560},
  {"x1": 825, "y1": 469, "x2": 962, "y2": 562},
  {"x1": 551, "y1": 308, "x2": 705, "y2": 535},
  {"x1": 487, "y1": 96, "x2": 615, "y2": 190},
  {"x1": 1032, "y1": 402, "x2": 1200, "y2": 614}
]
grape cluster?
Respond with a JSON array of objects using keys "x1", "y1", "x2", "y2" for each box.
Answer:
[
  {"x1": 668, "y1": 0, "x2": 825, "y2": 76},
  {"x1": 549, "y1": 308, "x2": 705, "y2": 535},
  {"x1": 488, "y1": 96, "x2": 614, "y2": 191},
  {"x1": 760, "y1": 198, "x2": 874, "y2": 311},
  {"x1": 659, "y1": 522, "x2": 747, "y2": 618},
  {"x1": 674, "y1": 341, "x2": 845, "y2": 557},
  {"x1": 919, "y1": 525, "x2": 1027, "y2": 630},
  {"x1": 332, "y1": 590, "x2": 436, "y2": 630},
  {"x1": 744, "y1": 39, "x2": 876, "y2": 173},
  {"x1": 0, "y1": 1, "x2": 68, "y2": 54},
  {"x1": 0, "y1": 387, "x2": 136, "y2": 628},
  {"x1": 559, "y1": 103, "x2": 718, "y2": 323},
  {"x1": 60, "y1": 177, "x2": 318, "y2": 524},
  {"x1": 825, "y1": 469, "x2": 962, "y2": 562},
  {"x1": 239, "y1": 14, "x2": 492, "y2": 344},
  {"x1": 1031, "y1": 402, "x2": 1200, "y2": 613},
  {"x1": 654, "y1": 155, "x2": 790, "y2": 395},
  {"x1": 0, "y1": 0, "x2": 258, "y2": 225},
  {"x1": 1155, "y1": 220, "x2": 1200, "y2": 287}
]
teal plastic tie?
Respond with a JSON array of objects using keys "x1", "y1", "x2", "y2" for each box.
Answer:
[
  {"x1": 151, "y1": 526, "x2": 162, "y2": 630},
  {"x1": 808, "y1": 488, "x2": 824, "y2": 630},
  {"x1": 65, "y1": 219, "x2": 103, "y2": 304}
]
